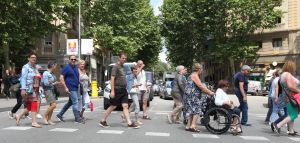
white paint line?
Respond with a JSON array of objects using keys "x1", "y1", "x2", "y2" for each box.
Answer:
[
  {"x1": 97, "y1": 130, "x2": 124, "y2": 134},
  {"x1": 289, "y1": 137, "x2": 300, "y2": 142},
  {"x1": 145, "y1": 132, "x2": 170, "y2": 137},
  {"x1": 256, "y1": 115, "x2": 266, "y2": 118},
  {"x1": 240, "y1": 136, "x2": 269, "y2": 141},
  {"x1": 155, "y1": 113, "x2": 168, "y2": 115},
  {"x1": 3, "y1": 126, "x2": 33, "y2": 131},
  {"x1": 49, "y1": 128, "x2": 78, "y2": 132},
  {"x1": 192, "y1": 134, "x2": 219, "y2": 139}
]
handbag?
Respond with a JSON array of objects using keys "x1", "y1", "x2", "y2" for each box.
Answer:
[
  {"x1": 130, "y1": 87, "x2": 138, "y2": 94},
  {"x1": 280, "y1": 80, "x2": 298, "y2": 108}
]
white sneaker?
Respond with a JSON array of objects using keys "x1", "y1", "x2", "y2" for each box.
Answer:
[
  {"x1": 8, "y1": 111, "x2": 14, "y2": 119},
  {"x1": 36, "y1": 114, "x2": 43, "y2": 119}
]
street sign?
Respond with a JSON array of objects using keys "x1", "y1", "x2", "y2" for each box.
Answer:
[
  {"x1": 81, "y1": 39, "x2": 94, "y2": 55},
  {"x1": 66, "y1": 39, "x2": 78, "y2": 55}
]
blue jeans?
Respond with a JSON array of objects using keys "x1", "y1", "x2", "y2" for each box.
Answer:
[
  {"x1": 235, "y1": 89, "x2": 248, "y2": 124},
  {"x1": 274, "y1": 107, "x2": 288, "y2": 124},
  {"x1": 57, "y1": 91, "x2": 81, "y2": 121},
  {"x1": 130, "y1": 94, "x2": 140, "y2": 114},
  {"x1": 270, "y1": 97, "x2": 285, "y2": 122}
]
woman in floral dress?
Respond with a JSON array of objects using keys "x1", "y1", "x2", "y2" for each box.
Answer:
[{"x1": 183, "y1": 63, "x2": 214, "y2": 132}]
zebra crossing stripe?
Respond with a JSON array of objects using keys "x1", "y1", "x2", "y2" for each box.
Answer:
[
  {"x1": 97, "y1": 130, "x2": 124, "y2": 134},
  {"x1": 145, "y1": 132, "x2": 170, "y2": 137},
  {"x1": 49, "y1": 128, "x2": 78, "y2": 132},
  {"x1": 3, "y1": 126, "x2": 33, "y2": 130},
  {"x1": 240, "y1": 136, "x2": 269, "y2": 141},
  {"x1": 289, "y1": 137, "x2": 300, "y2": 142},
  {"x1": 192, "y1": 134, "x2": 219, "y2": 139}
]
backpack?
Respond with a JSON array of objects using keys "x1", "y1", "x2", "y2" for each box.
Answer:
[{"x1": 10, "y1": 75, "x2": 20, "y2": 85}]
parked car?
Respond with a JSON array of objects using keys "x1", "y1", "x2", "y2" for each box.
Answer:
[
  {"x1": 247, "y1": 80, "x2": 268, "y2": 96},
  {"x1": 159, "y1": 79, "x2": 173, "y2": 100}
]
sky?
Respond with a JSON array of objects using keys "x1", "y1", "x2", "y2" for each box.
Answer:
[{"x1": 150, "y1": 0, "x2": 167, "y2": 63}]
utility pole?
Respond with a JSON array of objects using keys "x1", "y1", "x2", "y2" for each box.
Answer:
[{"x1": 78, "y1": 0, "x2": 81, "y2": 60}]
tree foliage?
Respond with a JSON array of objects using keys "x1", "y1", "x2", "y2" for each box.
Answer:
[
  {"x1": 84, "y1": 0, "x2": 162, "y2": 66},
  {"x1": 0, "y1": 0, "x2": 77, "y2": 68},
  {"x1": 161, "y1": 0, "x2": 282, "y2": 70}
]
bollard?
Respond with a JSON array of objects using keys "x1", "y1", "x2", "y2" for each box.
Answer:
[{"x1": 91, "y1": 80, "x2": 98, "y2": 98}]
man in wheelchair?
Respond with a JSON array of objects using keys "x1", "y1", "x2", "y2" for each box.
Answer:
[{"x1": 214, "y1": 80, "x2": 242, "y2": 134}]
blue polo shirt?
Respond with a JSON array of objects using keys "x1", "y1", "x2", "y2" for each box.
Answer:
[
  {"x1": 61, "y1": 64, "x2": 79, "y2": 91},
  {"x1": 234, "y1": 72, "x2": 249, "y2": 92}
]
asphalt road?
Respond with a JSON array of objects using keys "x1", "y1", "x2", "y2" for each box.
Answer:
[{"x1": 0, "y1": 95, "x2": 300, "y2": 143}]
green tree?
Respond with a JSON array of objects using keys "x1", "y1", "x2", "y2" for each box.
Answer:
[
  {"x1": 0, "y1": 0, "x2": 77, "y2": 69},
  {"x1": 161, "y1": 0, "x2": 282, "y2": 77},
  {"x1": 83, "y1": 0, "x2": 162, "y2": 66}
]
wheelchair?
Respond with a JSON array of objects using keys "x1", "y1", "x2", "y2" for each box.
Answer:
[{"x1": 200, "y1": 96, "x2": 242, "y2": 135}]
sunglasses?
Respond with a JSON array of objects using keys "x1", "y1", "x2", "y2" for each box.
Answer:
[{"x1": 70, "y1": 59, "x2": 77, "y2": 61}]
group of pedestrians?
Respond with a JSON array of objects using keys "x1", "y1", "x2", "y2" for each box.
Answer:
[
  {"x1": 6, "y1": 53, "x2": 91, "y2": 127},
  {"x1": 99, "y1": 53, "x2": 151, "y2": 129},
  {"x1": 166, "y1": 64, "x2": 253, "y2": 133},
  {"x1": 265, "y1": 60, "x2": 300, "y2": 136}
]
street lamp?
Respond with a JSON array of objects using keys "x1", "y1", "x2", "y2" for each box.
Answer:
[{"x1": 272, "y1": 61, "x2": 278, "y2": 67}]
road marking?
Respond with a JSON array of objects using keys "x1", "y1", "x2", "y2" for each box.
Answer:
[
  {"x1": 289, "y1": 137, "x2": 300, "y2": 142},
  {"x1": 49, "y1": 128, "x2": 78, "y2": 132},
  {"x1": 155, "y1": 112, "x2": 168, "y2": 115},
  {"x1": 240, "y1": 136, "x2": 269, "y2": 141},
  {"x1": 145, "y1": 132, "x2": 170, "y2": 137},
  {"x1": 3, "y1": 126, "x2": 33, "y2": 130},
  {"x1": 192, "y1": 134, "x2": 219, "y2": 139},
  {"x1": 97, "y1": 130, "x2": 124, "y2": 134}
]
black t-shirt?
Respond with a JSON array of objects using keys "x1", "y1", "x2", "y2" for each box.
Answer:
[{"x1": 233, "y1": 72, "x2": 248, "y2": 92}]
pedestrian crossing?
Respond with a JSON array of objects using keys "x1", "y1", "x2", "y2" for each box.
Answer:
[{"x1": 1, "y1": 126, "x2": 300, "y2": 142}]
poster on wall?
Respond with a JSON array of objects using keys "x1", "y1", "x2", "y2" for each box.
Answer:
[
  {"x1": 67, "y1": 39, "x2": 78, "y2": 55},
  {"x1": 81, "y1": 39, "x2": 94, "y2": 55}
]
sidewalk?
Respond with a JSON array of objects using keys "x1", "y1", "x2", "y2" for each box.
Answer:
[{"x1": 0, "y1": 97, "x2": 69, "y2": 112}]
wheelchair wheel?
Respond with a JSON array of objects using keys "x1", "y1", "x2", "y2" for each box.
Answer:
[{"x1": 204, "y1": 107, "x2": 231, "y2": 134}]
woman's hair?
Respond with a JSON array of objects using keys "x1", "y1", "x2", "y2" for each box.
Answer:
[
  {"x1": 193, "y1": 63, "x2": 203, "y2": 72},
  {"x1": 27, "y1": 52, "x2": 37, "y2": 58},
  {"x1": 282, "y1": 60, "x2": 296, "y2": 74},
  {"x1": 218, "y1": 80, "x2": 229, "y2": 88},
  {"x1": 78, "y1": 59, "x2": 86, "y2": 65},
  {"x1": 48, "y1": 61, "x2": 57, "y2": 69}
]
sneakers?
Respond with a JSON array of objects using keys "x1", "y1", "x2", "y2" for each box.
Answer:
[
  {"x1": 272, "y1": 123, "x2": 281, "y2": 134},
  {"x1": 75, "y1": 119, "x2": 85, "y2": 124},
  {"x1": 56, "y1": 115, "x2": 65, "y2": 122},
  {"x1": 270, "y1": 123, "x2": 274, "y2": 132},
  {"x1": 128, "y1": 123, "x2": 140, "y2": 129},
  {"x1": 99, "y1": 121, "x2": 110, "y2": 128},
  {"x1": 36, "y1": 114, "x2": 43, "y2": 119},
  {"x1": 8, "y1": 111, "x2": 14, "y2": 119}
]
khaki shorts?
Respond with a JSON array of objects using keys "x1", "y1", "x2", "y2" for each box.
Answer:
[{"x1": 139, "y1": 90, "x2": 149, "y2": 101}]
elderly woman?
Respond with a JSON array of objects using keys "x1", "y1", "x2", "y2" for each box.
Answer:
[
  {"x1": 15, "y1": 52, "x2": 42, "y2": 128},
  {"x1": 272, "y1": 61, "x2": 300, "y2": 136},
  {"x1": 215, "y1": 80, "x2": 241, "y2": 134},
  {"x1": 167, "y1": 65, "x2": 186, "y2": 124},
  {"x1": 78, "y1": 60, "x2": 90, "y2": 119},
  {"x1": 42, "y1": 61, "x2": 59, "y2": 125},
  {"x1": 183, "y1": 63, "x2": 214, "y2": 132}
]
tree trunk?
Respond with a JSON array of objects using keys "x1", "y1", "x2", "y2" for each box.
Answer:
[
  {"x1": 3, "y1": 33, "x2": 10, "y2": 70},
  {"x1": 228, "y1": 57, "x2": 235, "y2": 82}
]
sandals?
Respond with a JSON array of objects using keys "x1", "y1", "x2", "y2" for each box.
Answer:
[
  {"x1": 31, "y1": 123, "x2": 42, "y2": 128},
  {"x1": 185, "y1": 128, "x2": 201, "y2": 132},
  {"x1": 142, "y1": 116, "x2": 151, "y2": 120}
]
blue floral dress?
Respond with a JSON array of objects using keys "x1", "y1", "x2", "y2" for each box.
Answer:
[{"x1": 183, "y1": 76, "x2": 207, "y2": 116}]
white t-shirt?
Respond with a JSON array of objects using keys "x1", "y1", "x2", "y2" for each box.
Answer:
[
  {"x1": 215, "y1": 88, "x2": 230, "y2": 106},
  {"x1": 137, "y1": 70, "x2": 147, "y2": 91},
  {"x1": 270, "y1": 77, "x2": 279, "y2": 98}
]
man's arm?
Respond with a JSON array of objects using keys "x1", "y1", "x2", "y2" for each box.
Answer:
[
  {"x1": 110, "y1": 76, "x2": 115, "y2": 98},
  {"x1": 239, "y1": 82, "x2": 247, "y2": 102},
  {"x1": 60, "y1": 75, "x2": 69, "y2": 94}
]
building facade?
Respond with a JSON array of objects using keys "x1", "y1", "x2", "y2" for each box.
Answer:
[{"x1": 251, "y1": 0, "x2": 300, "y2": 76}]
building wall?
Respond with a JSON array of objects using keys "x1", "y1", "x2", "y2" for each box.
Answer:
[{"x1": 251, "y1": 0, "x2": 300, "y2": 75}]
